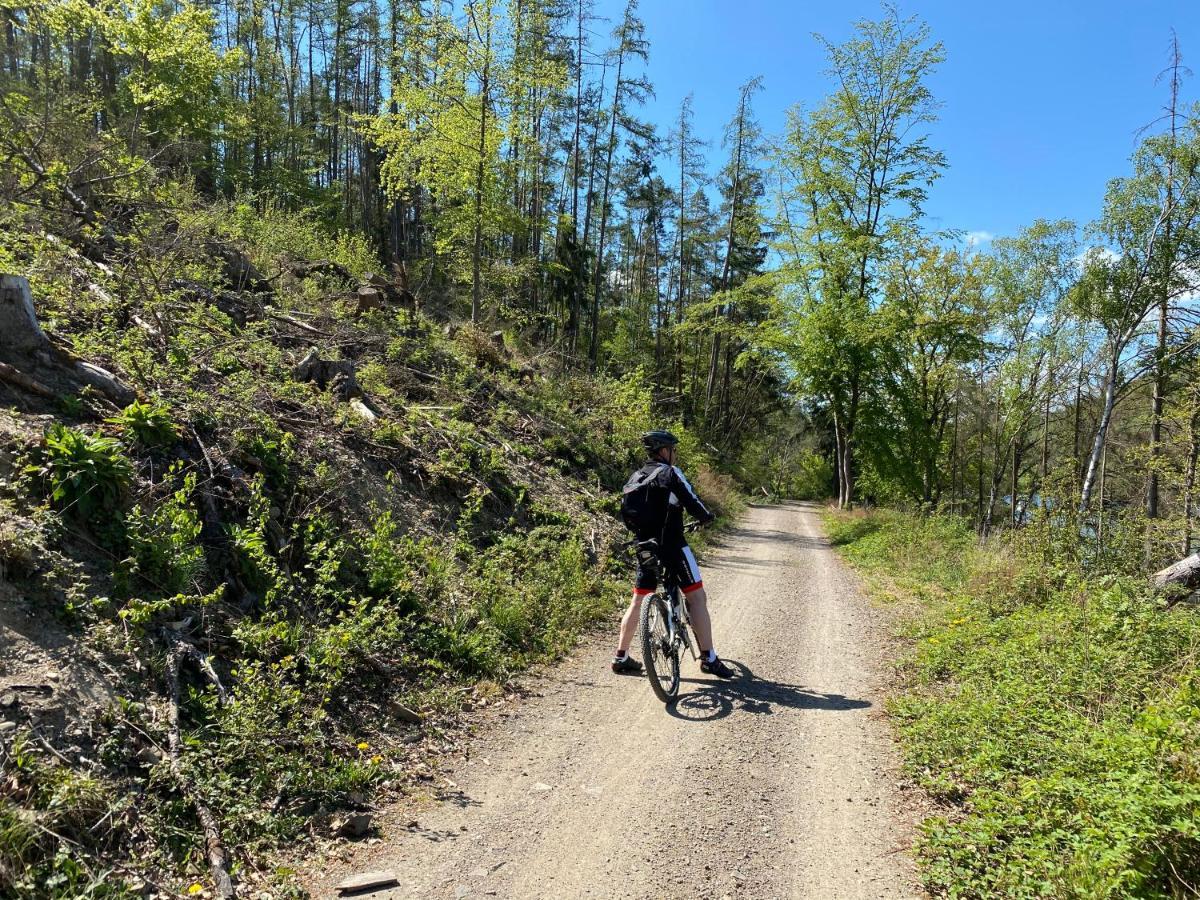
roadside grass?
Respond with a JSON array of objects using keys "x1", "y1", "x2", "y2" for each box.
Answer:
[{"x1": 824, "y1": 508, "x2": 1200, "y2": 900}]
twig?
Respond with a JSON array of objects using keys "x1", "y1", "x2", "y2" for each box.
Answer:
[{"x1": 265, "y1": 309, "x2": 329, "y2": 337}]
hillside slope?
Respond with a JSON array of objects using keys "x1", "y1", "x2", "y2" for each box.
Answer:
[{"x1": 0, "y1": 215, "x2": 735, "y2": 896}]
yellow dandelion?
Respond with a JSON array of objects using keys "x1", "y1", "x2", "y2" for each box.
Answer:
[
  {"x1": 371, "y1": 755, "x2": 382, "y2": 764},
  {"x1": 188, "y1": 884, "x2": 204, "y2": 896},
  {"x1": 356, "y1": 741, "x2": 369, "y2": 751}
]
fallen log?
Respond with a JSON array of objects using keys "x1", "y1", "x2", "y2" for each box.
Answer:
[
  {"x1": 165, "y1": 641, "x2": 236, "y2": 899},
  {"x1": 0, "y1": 361, "x2": 56, "y2": 398},
  {"x1": 1151, "y1": 552, "x2": 1200, "y2": 602},
  {"x1": 288, "y1": 259, "x2": 353, "y2": 282},
  {"x1": 268, "y1": 309, "x2": 329, "y2": 337}
]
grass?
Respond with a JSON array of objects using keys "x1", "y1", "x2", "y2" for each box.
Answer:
[{"x1": 824, "y1": 508, "x2": 1200, "y2": 899}]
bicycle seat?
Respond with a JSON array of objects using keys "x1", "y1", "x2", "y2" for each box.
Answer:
[{"x1": 632, "y1": 539, "x2": 662, "y2": 569}]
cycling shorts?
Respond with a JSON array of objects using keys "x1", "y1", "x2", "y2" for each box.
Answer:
[{"x1": 634, "y1": 544, "x2": 703, "y2": 595}]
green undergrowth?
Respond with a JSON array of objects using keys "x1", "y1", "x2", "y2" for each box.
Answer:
[
  {"x1": 825, "y1": 508, "x2": 1200, "y2": 899},
  {"x1": 0, "y1": 197, "x2": 743, "y2": 895}
]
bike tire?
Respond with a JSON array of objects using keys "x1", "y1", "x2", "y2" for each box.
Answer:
[{"x1": 640, "y1": 593, "x2": 680, "y2": 703}]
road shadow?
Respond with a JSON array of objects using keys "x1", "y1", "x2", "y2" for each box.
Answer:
[{"x1": 665, "y1": 660, "x2": 871, "y2": 723}]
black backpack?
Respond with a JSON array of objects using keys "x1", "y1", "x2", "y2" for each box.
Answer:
[{"x1": 620, "y1": 463, "x2": 668, "y2": 535}]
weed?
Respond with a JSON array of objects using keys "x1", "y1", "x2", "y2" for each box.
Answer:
[
  {"x1": 119, "y1": 467, "x2": 205, "y2": 596},
  {"x1": 32, "y1": 424, "x2": 132, "y2": 522},
  {"x1": 108, "y1": 399, "x2": 179, "y2": 449}
]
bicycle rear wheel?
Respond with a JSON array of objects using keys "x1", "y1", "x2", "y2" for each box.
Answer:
[{"x1": 640, "y1": 592, "x2": 680, "y2": 703}]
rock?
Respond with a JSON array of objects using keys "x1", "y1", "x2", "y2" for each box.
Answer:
[
  {"x1": 336, "y1": 813, "x2": 372, "y2": 838},
  {"x1": 0, "y1": 275, "x2": 50, "y2": 352},
  {"x1": 0, "y1": 693, "x2": 17, "y2": 709},
  {"x1": 334, "y1": 870, "x2": 399, "y2": 894},
  {"x1": 531, "y1": 782, "x2": 552, "y2": 792},
  {"x1": 0, "y1": 721, "x2": 17, "y2": 734}
]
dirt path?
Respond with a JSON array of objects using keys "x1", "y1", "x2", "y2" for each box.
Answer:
[{"x1": 302, "y1": 502, "x2": 920, "y2": 900}]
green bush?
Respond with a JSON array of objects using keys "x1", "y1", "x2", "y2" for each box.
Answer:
[
  {"x1": 108, "y1": 399, "x2": 179, "y2": 449},
  {"x1": 119, "y1": 468, "x2": 205, "y2": 596},
  {"x1": 34, "y1": 424, "x2": 132, "y2": 522},
  {"x1": 827, "y1": 509, "x2": 1200, "y2": 899}
]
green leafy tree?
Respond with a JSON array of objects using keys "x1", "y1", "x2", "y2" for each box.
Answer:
[{"x1": 774, "y1": 7, "x2": 945, "y2": 507}]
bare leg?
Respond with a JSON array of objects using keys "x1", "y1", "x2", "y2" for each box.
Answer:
[
  {"x1": 617, "y1": 592, "x2": 645, "y2": 654},
  {"x1": 685, "y1": 587, "x2": 714, "y2": 654}
]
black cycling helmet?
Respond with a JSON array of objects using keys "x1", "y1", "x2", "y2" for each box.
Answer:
[{"x1": 641, "y1": 429, "x2": 679, "y2": 454}]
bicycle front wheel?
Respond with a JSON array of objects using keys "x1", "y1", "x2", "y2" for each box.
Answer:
[{"x1": 640, "y1": 593, "x2": 680, "y2": 703}]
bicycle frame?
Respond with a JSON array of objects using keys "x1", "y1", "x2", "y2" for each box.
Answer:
[{"x1": 663, "y1": 584, "x2": 698, "y2": 662}]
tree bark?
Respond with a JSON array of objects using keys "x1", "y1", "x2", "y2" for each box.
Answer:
[
  {"x1": 1079, "y1": 356, "x2": 1119, "y2": 512},
  {"x1": 0, "y1": 274, "x2": 51, "y2": 352}
]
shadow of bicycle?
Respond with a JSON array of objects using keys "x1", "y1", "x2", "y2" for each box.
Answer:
[{"x1": 666, "y1": 660, "x2": 871, "y2": 722}]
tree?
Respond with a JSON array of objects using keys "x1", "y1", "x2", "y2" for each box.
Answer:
[
  {"x1": 704, "y1": 76, "x2": 764, "y2": 429},
  {"x1": 587, "y1": 0, "x2": 649, "y2": 368},
  {"x1": 1076, "y1": 123, "x2": 1200, "y2": 513},
  {"x1": 873, "y1": 242, "x2": 985, "y2": 505},
  {"x1": 372, "y1": 0, "x2": 509, "y2": 322},
  {"x1": 775, "y1": 7, "x2": 945, "y2": 507}
]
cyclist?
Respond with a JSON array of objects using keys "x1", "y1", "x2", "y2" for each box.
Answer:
[{"x1": 612, "y1": 429, "x2": 735, "y2": 679}]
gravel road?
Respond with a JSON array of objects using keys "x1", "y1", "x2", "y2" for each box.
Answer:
[{"x1": 303, "y1": 502, "x2": 920, "y2": 900}]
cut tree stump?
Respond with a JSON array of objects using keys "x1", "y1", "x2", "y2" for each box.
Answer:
[
  {"x1": 0, "y1": 273, "x2": 138, "y2": 407},
  {"x1": 293, "y1": 348, "x2": 358, "y2": 395},
  {"x1": 0, "y1": 275, "x2": 50, "y2": 352}
]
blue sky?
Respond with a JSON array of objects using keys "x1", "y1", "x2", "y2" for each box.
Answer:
[{"x1": 592, "y1": 0, "x2": 1199, "y2": 245}]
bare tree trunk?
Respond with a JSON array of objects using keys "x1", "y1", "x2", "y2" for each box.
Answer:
[
  {"x1": 588, "y1": 46, "x2": 626, "y2": 369},
  {"x1": 1073, "y1": 359, "x2": 1085, "y2": 488},
  {"x1": 469, "y1": 4, "x2": 492, "y2": 324},
  {"x1": 1080, "y1": 357, "x2": 1119, "y2": 512},
  {"x1": 1183, "y1": 406, "x2": 1200, "y2": 556}
]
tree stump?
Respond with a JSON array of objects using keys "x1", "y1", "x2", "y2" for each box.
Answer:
[{"x1": 0, "y1": 275, "x2": 51, "y2": 354}]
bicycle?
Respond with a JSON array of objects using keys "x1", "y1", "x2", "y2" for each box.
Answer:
[{"x1": 627, "y1": 523, "x2": 701, "y2": 703}]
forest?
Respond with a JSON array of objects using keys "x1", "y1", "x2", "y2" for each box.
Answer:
[
  {"x1": 1, "y1": 0, "x2": 1199, "y2": 896},
  {"x1": 1, "y1": 0, "x2": 1195, "y2": 542}
]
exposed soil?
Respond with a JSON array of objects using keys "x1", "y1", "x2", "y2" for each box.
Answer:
[{"x1": 300, "y1": 502, "x2": 923, "y2": 900}]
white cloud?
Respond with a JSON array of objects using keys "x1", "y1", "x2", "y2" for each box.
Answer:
[
  {"x1": 1071, "y1": 246, "x2": 1120, "y2": 273},
  {"x1": 965, "y1": 230, "x2": 994, "y2": 247}
]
